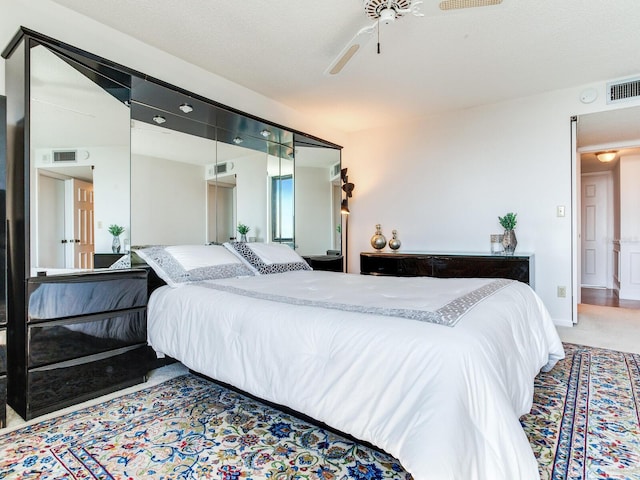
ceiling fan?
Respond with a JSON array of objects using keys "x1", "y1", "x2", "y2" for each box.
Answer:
[{"x1": 325, "y1": 0, "x2": 505, "y2": 75}]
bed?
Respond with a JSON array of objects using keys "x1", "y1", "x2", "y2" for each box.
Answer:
[{"x1": 139, "y1": 243, "x2": 565, "y2": 480}]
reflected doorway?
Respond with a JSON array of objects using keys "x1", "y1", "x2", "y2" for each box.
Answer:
[{"x1": 35, "y1": 169, "x2": 94, "y2": 271}]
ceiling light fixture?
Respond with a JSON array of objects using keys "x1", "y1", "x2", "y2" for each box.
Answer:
[
  {"x1": 179, "y1": 103, "x2": 194, "y2": 114},
  {"x1": 233, "y1": 137, "x2": 243, "y2": 145},
  {"x1": 596, "y1": 151, "x2": 617, "y2": 163},
  {"x1": 260, "y1": 129, "x2": 271, "y2": 138},
  {"x1": 152, "y1": 115, "x2": 166, "y2": 125}
]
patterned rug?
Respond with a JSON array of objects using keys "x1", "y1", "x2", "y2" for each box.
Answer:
[
  {"x1": 1, "y1": 343, "x2": 639, "y2": 479},
  {"x1": 521, "y1": 343, "x2": 640, "y2": 480}
]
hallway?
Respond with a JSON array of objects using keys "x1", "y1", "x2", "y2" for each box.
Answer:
[{"x1": 581, "y1": 287, "x2": 640, "y2": 309}]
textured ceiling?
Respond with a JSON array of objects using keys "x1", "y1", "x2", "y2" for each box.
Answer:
[{"x1": 48, "y1": 0, "x2": 640, "y2": 133}]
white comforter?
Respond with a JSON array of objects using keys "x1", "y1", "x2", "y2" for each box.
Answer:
[{"x1": 147, "y1": 271, "x2": 564, "y2": 480}]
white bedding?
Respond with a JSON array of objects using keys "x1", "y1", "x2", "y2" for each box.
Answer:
[{"x1": 147, "y1": 270, "x2": 564, "y2": 480}]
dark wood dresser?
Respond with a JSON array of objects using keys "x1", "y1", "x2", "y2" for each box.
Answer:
[
  {"x1": 9, "y1": 269, "x2": 154, "y2": 420},
  {"x1": 303, "y1": 255, "x2": 344, "y2": 272},
  {"x1": 360, "y1": 252, "x2": 534, "y2": 286}
]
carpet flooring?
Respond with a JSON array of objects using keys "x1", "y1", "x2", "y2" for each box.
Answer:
[{"x1": 1, "y1": 343, "x2": 639, "y2": 479}]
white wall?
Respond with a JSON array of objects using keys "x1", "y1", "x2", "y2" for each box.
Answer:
[
  {"x1": 295, "y1": 166, "x2": 333, "y2": 256},
  {"x1": 344, "y1": 86, "x2": 640, "y2": 325},
  {"x1": 235, "y1": 153, "x2": 268, "y2": 242},
  {"x1": 131, "y1": 154, "x2": 206, "y2": 246}
]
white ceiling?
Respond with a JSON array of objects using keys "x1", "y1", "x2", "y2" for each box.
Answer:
[{"x1": 48, "y1": 0, "x2": 640, "y2": 134}]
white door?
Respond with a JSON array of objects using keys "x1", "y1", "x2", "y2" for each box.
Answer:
[
  {"x1": 37, "y1": 174, "x2": 66, "y2": 268},
  {"x1": 581, "y1": 172, "x2": 610, "y2": 287}
]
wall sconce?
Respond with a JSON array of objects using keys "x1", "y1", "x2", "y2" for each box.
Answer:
[
  {"x1": 596, "y1": 151, "x2": 617, "y2": 163},
  {"x1": 341, "y1": 199, "x2": 350, "y2": 215},
  {"x1": 340, "y1": 168, "x2": 355, "y2": 273}
]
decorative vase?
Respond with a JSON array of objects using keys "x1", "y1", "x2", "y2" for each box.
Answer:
[
  {"x1": 240, "y1": 233, "x2": 248, "y2": 242},
  {"x1": 389, "y1": 230, "x2": 401, "y2": 251},
  {"x1": 370, "y1": 224, "x2": 387, "y2": 250},
  {"x1": 502, "y1": 229, "x2": 517, "y2": 255},
  {"x1": 112, "y1": 235, "x2": 121, "y2": 253}
]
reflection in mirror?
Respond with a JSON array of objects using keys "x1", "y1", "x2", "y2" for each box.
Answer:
[
  {"x1": 213, "y1": 142, "x2": 269, "y2": 244},
  {"x1": 131, "y1": 120, "x2": 213, "y2": 246},
  {"x1": 29, "y1": 45, "x2": 131, "y2": 275},
  {"x1": 294, "y1": 146, "x2": 342, "y2": 256},
  {"x1": 128, "y1": 79, "x2": 341, "y2": 256}
]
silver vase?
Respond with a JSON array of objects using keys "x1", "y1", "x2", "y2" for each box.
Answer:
[
  {"x1": 112, "y1": 235, "x2": 121, "y2": 253},
  {"x1": 389, "y1": 230, "x2": 401, "y2": 251},
  {"x1": 502, "y1": 229, "x2": 517, "y2": 255},
  {"x1": 370, "y1": 224, "x2": 387, "y2": 250}
]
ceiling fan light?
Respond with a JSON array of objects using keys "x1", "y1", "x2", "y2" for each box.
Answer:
[
  {"x1": 596, "y1": 151, "x2": 616, "y2": 163},
  {"x1": 379, "y1": 8, "x2": 396, "y2": 24}
]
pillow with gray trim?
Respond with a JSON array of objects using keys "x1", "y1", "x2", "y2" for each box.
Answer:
[
  {"x1": 224, "y1": 242, "x2": 312, "y2": 275},
  {"x1": 134, "y1": 244, "x2": 254, "y2": 288}
]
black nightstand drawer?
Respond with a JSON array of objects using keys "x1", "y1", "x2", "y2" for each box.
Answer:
[
  {"x1": 27, "y1": 345, "x2": 154, "y2": 417},
  {"x1": 28, "y1": 310, "x2": 146, "y2": 368},
  {"x1": 28, "y1": 271, "x2": 147, "y2": 322}
]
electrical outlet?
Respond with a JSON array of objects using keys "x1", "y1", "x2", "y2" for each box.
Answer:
[
  {"x1": 557, "y1": 205, "x2": 565, "y2": 217},
  {"x1": 557, "y1": 286, "x2": 567, "y2": 298}
]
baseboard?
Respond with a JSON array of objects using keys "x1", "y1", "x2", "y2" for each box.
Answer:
[{"x1": 553, "y1": 317, "x2": 573, "y2": 328}]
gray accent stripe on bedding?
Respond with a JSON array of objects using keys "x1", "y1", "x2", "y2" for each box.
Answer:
[{"x1": 196, "y1": 278, "x2": 514, "y2": 327}]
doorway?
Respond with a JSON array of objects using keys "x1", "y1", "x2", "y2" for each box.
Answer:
[
  {"x1": 35, "y1": 170, "x2": 95, "y2": 271},
  {"x1": 575, "y1": 106, "x2": 640, "y2": 312}
]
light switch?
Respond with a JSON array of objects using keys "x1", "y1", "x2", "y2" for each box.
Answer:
[{"x1": 557, "y1": 206, "x2": 565, "y2": 217}]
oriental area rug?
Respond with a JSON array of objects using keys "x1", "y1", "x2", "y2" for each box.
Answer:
[{"x1": 1, "y1": 343, "x2": 639, "y2": 480}]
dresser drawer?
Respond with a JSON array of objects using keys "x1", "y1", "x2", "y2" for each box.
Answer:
[
  {"x1": 360, "y1": 253, "x2": 433, "y2": 276},
  {"x1": 27, "y1": 345, "x2": 154, "y2": 417},
  {"x1": 28, "y1": 271, "x2": 147, "y2": 322},
  {"x1": 28, "y1": 310, "x2": 146, "y2": 368}
]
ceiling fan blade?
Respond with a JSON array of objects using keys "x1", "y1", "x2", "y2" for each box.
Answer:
[{"x1": 324, "y1": 24, "x2": 377, "y2": 76}]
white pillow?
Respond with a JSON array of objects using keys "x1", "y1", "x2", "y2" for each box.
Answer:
[
  {"x1": 224, "y1": 242, "x2": 312, "y2": 275},
  {"x1": 134, "y1": 245, "x2": 254, "y2": 288}
]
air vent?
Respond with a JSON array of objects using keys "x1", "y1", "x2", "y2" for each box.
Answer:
[
  {"x1": 214, "y1": 162, "x2": 234, "y2": 175},
  {"x1": 439, "y1": 0, "x2": 502, "y2": 11},
  {"x1": 607, "y1": 77, "x2": 640, "y2": 104},
  {"x1": 330, "y1": 163, "x2": 341, "y2": 178},
  {"x1": 52, "y1": 150, "x2": 77, "y2": 163}
]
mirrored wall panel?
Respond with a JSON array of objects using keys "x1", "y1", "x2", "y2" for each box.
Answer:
[
  {"x1": 24, "y1": 39, "x2": 342, "y2": 277},
  {"x1": 29, "y1": 44, "x2": 131, "y2": 275}
]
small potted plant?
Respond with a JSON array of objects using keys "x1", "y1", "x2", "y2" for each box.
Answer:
[
  {"x1": 498, "y1": 212, "x2": 517, "y2": 255},
  {"x1": 108, "y1": 224, "x2": 125, "y2": 253},
  {"x1": 237, "y1": 223, "x2": 250, "y2": 242}
]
